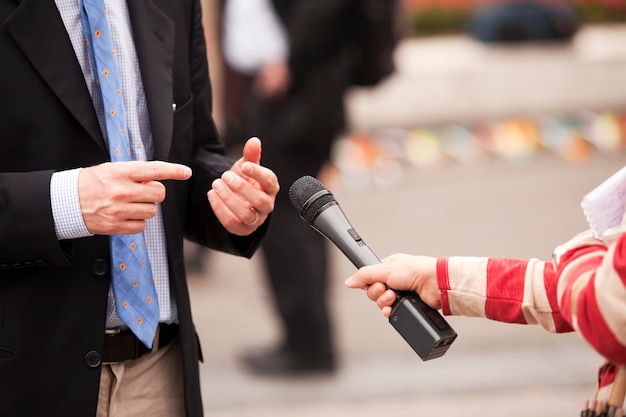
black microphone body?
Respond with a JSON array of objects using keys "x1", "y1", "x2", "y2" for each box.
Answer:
[{"x1": 289, "y1": 176, "x2": 457, "y2": 361}]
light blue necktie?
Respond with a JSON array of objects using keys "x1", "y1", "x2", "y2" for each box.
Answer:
[{"x1": 80, "y1": 0, "x2": 159, "y2": 348}]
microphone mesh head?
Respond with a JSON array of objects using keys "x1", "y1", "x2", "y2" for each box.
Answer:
[
  {"x1": 289, "y1": 176, "x2": 325, "y2": 211},
  {"x1": 289, "y1": 176, "x2": 336, "y2": 223}
]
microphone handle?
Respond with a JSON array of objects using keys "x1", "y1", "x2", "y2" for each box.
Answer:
[{"x1": 310, "y1": 204, "x2": 380, "y2": 268}]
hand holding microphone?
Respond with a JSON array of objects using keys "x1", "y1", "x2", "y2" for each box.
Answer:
[
  {"x1": 346, "y1": 254, "x2": 443, "y2": 318},
  {"x1": 289, "y1": 176, "x2": 457, "y2": 361}
]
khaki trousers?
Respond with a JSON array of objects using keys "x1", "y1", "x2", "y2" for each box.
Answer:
[{"x1": 96, "y1": 336, "x2": 185, "y2": 417}]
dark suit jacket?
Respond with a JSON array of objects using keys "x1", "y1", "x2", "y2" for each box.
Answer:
[{"x1": 0, "y1": 0, "x2": 265, "y2": 416}]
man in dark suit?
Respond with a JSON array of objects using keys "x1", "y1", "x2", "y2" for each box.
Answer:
[{"x1": 0, "y1": 0, "x2": 278, "y2": 416}]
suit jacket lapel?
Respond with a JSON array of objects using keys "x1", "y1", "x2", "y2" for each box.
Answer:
[
  {"x1": 127, "y1": 0, "x2": 175, "y2": 161},
  {"x1": 5, "y1": 0, "x2": 106, "y2": 152}
]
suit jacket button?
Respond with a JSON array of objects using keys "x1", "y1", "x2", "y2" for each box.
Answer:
[
  {"x1": 34, "y1": 260, "x2": 47, "y2": 267},
  {"x1": 92, "y1": 259, "x2": 109, "y2": 276},
  {"x1": 85, "y1": 351, "x2": 101, "y2": 368}
]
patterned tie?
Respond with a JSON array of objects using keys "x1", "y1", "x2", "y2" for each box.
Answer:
[{"x1": 80, "y1": 0, "x2": 159, "y2": 348}]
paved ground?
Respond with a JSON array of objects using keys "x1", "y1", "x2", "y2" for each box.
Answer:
[{"x1": 187, "y1": 24, "x2": 626, "y2": 417}]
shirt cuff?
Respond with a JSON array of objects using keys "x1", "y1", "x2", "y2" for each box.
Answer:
[
  {"x1": 436, "y1": 257, "x2": 452, "y2": 316},
  {"x1": 51, "y1": 168, "x2": 93, "y2": 240}
]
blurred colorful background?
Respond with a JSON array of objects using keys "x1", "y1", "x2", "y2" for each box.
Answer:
[{"x1": 328, "y1": 0, "x2": 626, "y2": 192}]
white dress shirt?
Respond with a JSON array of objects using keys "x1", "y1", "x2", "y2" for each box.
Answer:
[
  {"x1": 222, "y1": 0, "x2": 288, "y2": 75},
  {"x1": 51, "y1": 0, "x2": 176, "y2": 327}
]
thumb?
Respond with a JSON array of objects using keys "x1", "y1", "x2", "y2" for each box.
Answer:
[
  {"x1": 345, "y1": 265, "x2": 384, "y2": 289},
  {"x1": 243, "y1": 137, "x2": 262, "y2": 164},
  {"x1": 344, "y1": 275, "x2": 363, "y2": 289}
]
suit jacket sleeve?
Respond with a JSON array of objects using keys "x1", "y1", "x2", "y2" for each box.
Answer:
[{"x1": 0, "y1": 171, "x2": 72, "y2": 268}]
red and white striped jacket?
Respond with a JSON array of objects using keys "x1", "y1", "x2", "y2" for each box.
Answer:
[{"x1": 436, "y1": 228, "x2": 626, "y2": 401}]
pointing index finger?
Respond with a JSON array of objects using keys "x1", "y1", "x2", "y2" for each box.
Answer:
[{"x1": 127, "y1": 161, "x2": 192, "y2": 182}]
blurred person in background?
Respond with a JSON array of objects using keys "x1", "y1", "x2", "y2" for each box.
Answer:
[
  {"x1": 217, "y1": 0, "x2": 353, "y2": 376},
  {"x1": 218, "y1": 0, "x2": 397, "y2": 376},
  {"x1": 346, "y1": 223, "x2": 626, "y2": 411}
]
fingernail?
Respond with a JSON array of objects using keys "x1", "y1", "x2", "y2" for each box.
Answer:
[
  {"x1": 344, "y1": 276, "x2": 353, "y2": 286},
  {"x1": 222, "y1": 171, "x2": 233, "y2": 183},
  {"x1": 382, "y1": 291, "x2": 394, "y2": 302}
]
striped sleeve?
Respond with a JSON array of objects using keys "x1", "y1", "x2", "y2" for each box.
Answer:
[
  {"x1": 437, "y1": 256, "x2": 574, "y2": 333},
  {"x1": 555, "y1": 230, "x2": 626, "y2": 365},
  {"x1": 437, "y1": 230, "x2": 626, "y2": 364}
]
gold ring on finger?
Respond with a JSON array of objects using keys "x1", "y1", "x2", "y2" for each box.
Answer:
[{"x1": 244, "y1": 209, "x2": 259, "y2": 226}]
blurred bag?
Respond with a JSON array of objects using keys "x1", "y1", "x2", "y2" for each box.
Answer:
[
  {"x1": 344, "y1": 0, "x2": 398, "y2": 87},
  {"x1": 469, "y1": 1, "x2": 579, "y2": 43}
]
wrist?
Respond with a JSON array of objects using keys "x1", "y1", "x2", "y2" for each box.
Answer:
[{"x1": 436, "y1": 257, "x2": 451, "y2": 315}]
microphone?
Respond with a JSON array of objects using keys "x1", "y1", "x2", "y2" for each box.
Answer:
[{"x1": 289, "y1": 176, "x2": 457, "y2": 361}]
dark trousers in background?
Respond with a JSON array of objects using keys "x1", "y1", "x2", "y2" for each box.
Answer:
[{"x1": 221, "y1": 63, "x2": 345, "y2": 361}]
